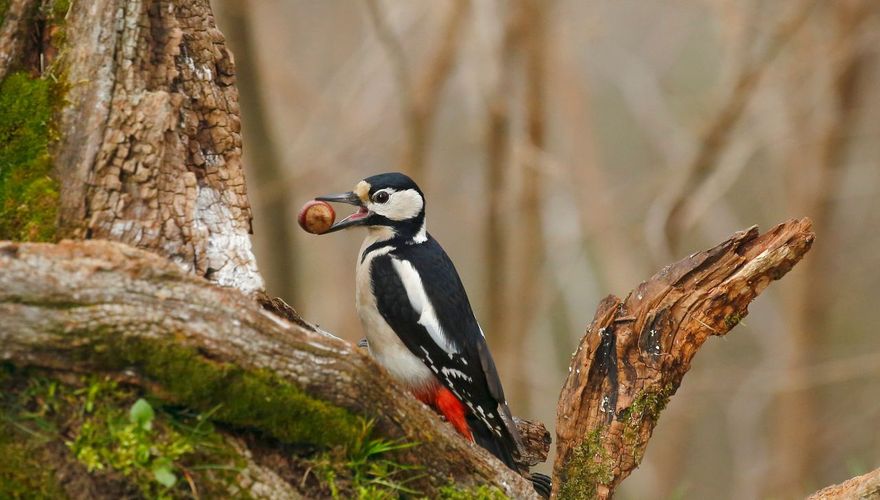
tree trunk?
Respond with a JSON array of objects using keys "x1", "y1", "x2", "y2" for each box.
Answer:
[{"x1": 54, "y1": 0, "x2": 263, "y2": 293}]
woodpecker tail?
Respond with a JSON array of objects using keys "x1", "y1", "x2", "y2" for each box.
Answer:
[
  {"x1": 467, "y1": 413, "x2": 518, "y2": 469},
  {"x1": 469, "y1": 416, "x2": 551, "y2": 498},
  {"x1": 418, "y1": 386, "x2": 551, "y2": 498}
]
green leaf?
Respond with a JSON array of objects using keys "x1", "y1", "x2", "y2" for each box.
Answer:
[
  {"x1": 152, "y1": 464, "x2": 177, "y2": 488},
  {"x1": 129, "y1": 398, "x2": 154, "y2": 431}
]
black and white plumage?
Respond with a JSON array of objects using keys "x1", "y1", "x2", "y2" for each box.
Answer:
[{"x1": 315, "y1": 172, "x2": 524, "y2": 471}]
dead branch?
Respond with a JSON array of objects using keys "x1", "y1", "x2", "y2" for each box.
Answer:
[
  {"x1": 553, "y1": 218, "x2": 815, "y2": 499},
  {"x1": 0, "y1": 239, "x2": 539, "y2": 499},
  {"x1": 807, "y1": 467, "x2": 880, "y2": 500},
  {"x1": 484, "y1": 1, "x2": 525, "y2": 341},
  {"x1": 504, "y1": 0, "x2": 548, "y2": 406},
  {"x1": 646, "y1": 1, "x2": 817, "y2": 260}
]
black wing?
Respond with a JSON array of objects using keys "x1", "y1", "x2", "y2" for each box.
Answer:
[{"x1": 370, "y1": 235, "x2": 522, "y2": 466}]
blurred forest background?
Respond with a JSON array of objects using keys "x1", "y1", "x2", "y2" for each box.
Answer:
[{"x1": 211, "y1": 1, "x2": 879, "y2": 498}]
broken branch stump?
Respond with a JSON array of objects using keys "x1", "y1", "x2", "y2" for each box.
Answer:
[{"x1": 553, "y1": 218, "x2": 815, "y2": 499}]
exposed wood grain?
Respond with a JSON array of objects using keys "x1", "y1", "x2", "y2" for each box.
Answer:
[
  {"x1": 513, "y1": 417, "x2": 551, "y2": 469},
  {"x1": 807, "y1": 467, "x2": 880, "y2": 500},
  {"x1": 0, "y1": 239, "x2": 538, "y2": 499},
  {"x1": 553, "y1": 218, "x2": 815, "y2": 499}
]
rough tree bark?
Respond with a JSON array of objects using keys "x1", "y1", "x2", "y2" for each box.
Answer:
[
  {"x1": 54, "y1": 0, "x2": 263, "y2": 293},
  {"x1": 0, "y1": 1, "x2": 853, "y2": 499},
  {"x1": 553, "y1": 218, "x2": 814, "y2": 499},
  {"x1": 807, "y1": 467, "x2": 880, "y2": 500},
  {"x1": 0, "y1": 239, "x2": 540, "y2": 498},
  {"x1": 0, "y1": 222, "x2": 815, "y2": 498}
]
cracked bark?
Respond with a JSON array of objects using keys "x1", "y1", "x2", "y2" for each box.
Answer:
[
  {"x1": 0, "y1": 239, "x2": 539, "y2": 499},
  {"x1": 553, "y1": 218, "x2": 815, "y2": 499},
  {"x1": 54, "y1": 0, "x2": 262, "y2": 293},
  {"x1": 807, "y1": 467, "x2": 880, "y2": 500}
]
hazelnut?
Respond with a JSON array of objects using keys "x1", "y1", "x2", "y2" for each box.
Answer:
[{"x1": 298, "y1": 200, "x2": 335, "y2": 234}]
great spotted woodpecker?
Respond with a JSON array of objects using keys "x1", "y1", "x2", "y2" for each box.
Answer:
[{"x1": 315, "y1": 173, "x2": 548, "y2": 495}]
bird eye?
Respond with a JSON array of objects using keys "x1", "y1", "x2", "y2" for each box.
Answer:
[{"x1": 373, "y1": 191, "x2": 389, "y2": 204}]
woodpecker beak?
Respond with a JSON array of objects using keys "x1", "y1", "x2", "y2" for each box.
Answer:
[{"x1": 315, "y1": 191, "x2": 370, "y2": 233}]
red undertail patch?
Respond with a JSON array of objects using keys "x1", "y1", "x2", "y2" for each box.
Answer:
[{"x1": 413, "y1": 385, "x2": 473, "y2": 441}]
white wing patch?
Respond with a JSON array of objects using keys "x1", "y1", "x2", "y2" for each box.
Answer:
[
  {"x1": 441, "y1": 366, "x2": 472, "y2": 382},
  {"x1": 391, "y1": 257, "x2": 459, "y2": 354}
]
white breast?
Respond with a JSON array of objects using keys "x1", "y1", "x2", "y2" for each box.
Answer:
[{"x1": 356, "y1": 229, "x2": 436, "y2": 391}]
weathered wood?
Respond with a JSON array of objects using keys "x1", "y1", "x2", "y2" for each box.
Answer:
[
  {"x1": 514, "y1": 417, "x2": 551, "y2": 468},
  {"x1": 54, "y1": 0, "x2": 263, "y2": 293},
  {"x1": 807, "y1": 467, "x2": 880, "y2": 500},
  {"x1": 0, "y1": 239, "x2": 538, "y2": 499},
  {"x1": 553, "y1": 218, "x2": 815, "y2": 499},
  {"x1": 0, "y1": 0, "x2": 36, "y2": 80}
]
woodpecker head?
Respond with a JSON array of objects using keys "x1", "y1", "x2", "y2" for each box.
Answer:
[{"x1": 316, "y1": 172, "x2": 426, "y2": 239}]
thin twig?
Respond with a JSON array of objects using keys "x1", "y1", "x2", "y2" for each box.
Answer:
[
  {"x1": 364, "y1": 0, "x2": 470, "y2": 179},
  {"x1": 363, "y1": 0, "x2": 413, "y2": 103},
  {"x1": 406, "y1": 0, "x2": 469, "y2": 179},
  {"x1": 645, "y1": 0, "x2": 819, "y2": 261}
]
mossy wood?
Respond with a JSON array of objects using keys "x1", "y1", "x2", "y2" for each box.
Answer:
[
  {"x1": 0, "y1": 240, "x2": 539, "y2": 498},
  {"x1": 554, "y1": 218, "x2": 815, "y2": 499}
]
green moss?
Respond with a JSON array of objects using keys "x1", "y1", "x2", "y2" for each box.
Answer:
[
  {"x1": 724, "y1": 312, "x2": 744, "y2": 329},
  {"x1": 617, "y1": 385, "x2": 674, "y2": 464},
  {"x1": 68, "y1": 393, "x2": 199, "y2": 498},
  {"x1": 305, "y1": 419, "x2": 422, "y2": 499},
  {"x1": 0, "y1": 366, "x2": 64, "y2": 499},
  {"x1": 0, "y1": 0, "x2": 10, "y2": 25},
  {"x1": 45, "y1": 0, "x2": 71, "y2": 56},
  {"x1": 437, "y1": 484, "x2": 509, "y2": 500},
  {"x1": 51, "y1": 0, "x2": 70, "y2": 20},
  {"x1": 0, "y1": 420, "x2": 65, "y2": 499},
  {"x1": 558, "y1": 428, "x2": 613, "y2": 500},
  {"x1": 0, "y1": 72, "x2": 59, "y2": 242},
  {"x1": 0, "y1": 366, "x2": 248, "y2": 499},
  {"x1": 620, "y1": 385, "x2": 673, "y2": 423},
  {"x1": 74, "y1": 333, "x2": 364, "y2": 449}
]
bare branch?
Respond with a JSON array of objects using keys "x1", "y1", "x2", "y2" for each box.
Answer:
[
  {"x1": 363, "y1": 0, "x2": 413, "y2": 103},
  {"x1": 365, "y1": 0, "x2": 470, "y2": 179},
  {"x1": 646, "y1": 1, "x2": 818, "y2": 260},
  {"x1": 484, "y1": 2, "x2": 525, "y2": 342},
  {"x1": 553, "y1": 218, "x2": 815, "y2": 499}
]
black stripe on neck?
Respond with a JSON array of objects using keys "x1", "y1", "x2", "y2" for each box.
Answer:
[{"x1": 360, "y1": 240, "x2": 396, "y2": 263}]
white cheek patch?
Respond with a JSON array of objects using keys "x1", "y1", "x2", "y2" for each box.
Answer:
[{"x1": 370, "y1": 189, "x2": 423, "y2": 221}]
